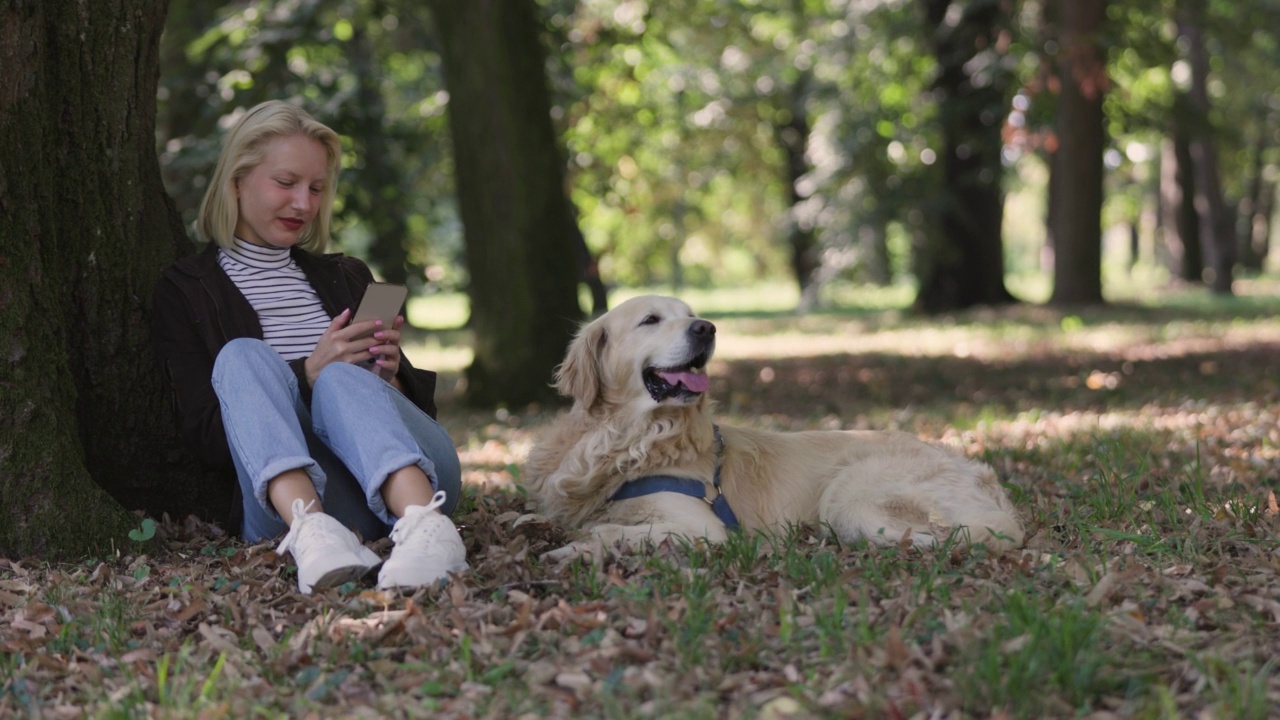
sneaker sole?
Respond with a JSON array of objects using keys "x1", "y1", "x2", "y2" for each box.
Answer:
[
  {"x1": 376, "y1": 561, "x2": 469, "y2": 590},
  {"x1": 310, "y1": 562, "x2": 381, "y2": 592}
]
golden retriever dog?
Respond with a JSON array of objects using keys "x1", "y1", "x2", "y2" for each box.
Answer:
[{"x1": 525, "y1": 295, "x2": 1025, "y2": 559}]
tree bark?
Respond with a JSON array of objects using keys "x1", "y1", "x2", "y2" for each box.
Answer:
[
  {"x1": 1237, "y1": 128, "x2": 1270, "y2": 273},
  {"x1": 1157, "y1": 126, "x2": 1203, "y2": 282},
  {"x1": 1, "y1": 0, "x2": 228, "y2": 558},
  {"x1": 777, "y1": 70, "x2": 820, "y2": 302},
  {"x1": 1048, "y1": 0, "x2": 1107, "y2": 306},
  {"x1": 428, "y1": 0, "x2": 584, "y2": 407},
  {"x1": 1252, "y1": 181, "x2": 1275, "y2": 270},
  {"x1": 344, "y1": 3, "x2": 415, "y2": 287},
  {"x1": 915, "y1": 0, "x2": 1018, "y2": 314},
  {"x1": 1179, "y1": 0, "x2": 1235, "y2": 294}
]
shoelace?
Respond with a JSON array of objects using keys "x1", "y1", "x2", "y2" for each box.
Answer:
[
  {"x1": 276, "y1": 498, "x2": 319, "y2": 556},
  {"x1": 389, "y1": 490, "x2": 450, "y2": 545}
]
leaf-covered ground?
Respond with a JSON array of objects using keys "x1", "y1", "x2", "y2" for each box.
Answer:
[{"x1": 4, "y1": 287, "x2": 1280, "y2": 718}]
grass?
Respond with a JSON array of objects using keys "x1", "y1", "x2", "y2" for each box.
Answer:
[{"x1": 5, "y1": 275, "x2": 1280, "y2": 717}]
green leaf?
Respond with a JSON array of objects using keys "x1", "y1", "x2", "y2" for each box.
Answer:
[{"x1": 128, "y1": 518, "x2": 157, "y2": 542}]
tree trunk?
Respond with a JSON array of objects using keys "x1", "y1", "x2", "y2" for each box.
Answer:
[
  {"x1": 1038, "y1": 1, "x2": 1060, "y2": 277},
  {"x1": 428, "y1": 0, "x2": 584, "y2": 407},
  {"x1": 915, "y1": 0, "x2": 1018, "y2": 314},
  {"x1": 1158, "y1": 127, "x2": 1203, "y2": 281},
  {"x1": 1048, "y1": 0, "x2": 1107, "y2": 306},
  {"x1": 1237, "y1": 129, "x2": 1269, "y2": 273},
  {"x1": 1043, "y1": 145, "x2": 1060, "y2": 275},
  {"x1": 1252, "y1": 181, "x2": 1275, "y2": 269},
  {"x1": 1179, "y1": 0, "x2": 1234, "y2": 294},
  {"x1": 780, "y1": 1, "x2": 820, "y2": 304},
  {"x1": 345, "y1": 4, "x2": 415, "y2": 287},
  {"x1": 1, "y1": 0, "x2": 229, "y2": 558},
  {"x1": 777, "y1": 71, "x2": 820, "y2": 300}
]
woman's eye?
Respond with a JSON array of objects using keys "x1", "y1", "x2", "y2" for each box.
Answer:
[
  {"x1": 640, "y1": 315, "x2": 659, "y2": 326},
  {"x1": 309, "y1": 186, "x2": 322, "y2": 195},
  {"x1": 277, "y1": 180, "x2": 294, "y2": 188}
]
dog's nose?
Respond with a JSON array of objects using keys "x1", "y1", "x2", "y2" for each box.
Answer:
[{"x1": 690, "y1": 319, "x2": 715, "y2": 337}]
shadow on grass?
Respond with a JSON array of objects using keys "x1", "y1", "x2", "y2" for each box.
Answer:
[{"x1": 708, "y1": 342, "x2": 1280, "y2": 422}]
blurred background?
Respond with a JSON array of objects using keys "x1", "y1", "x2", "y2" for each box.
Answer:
[{"x1": 154, "y1": 0, "x2": 1280, "y2": 399}]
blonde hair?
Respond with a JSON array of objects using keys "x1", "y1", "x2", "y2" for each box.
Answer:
[{"x1": 197, "y1": 100, "x2": 342, "y2": 252}]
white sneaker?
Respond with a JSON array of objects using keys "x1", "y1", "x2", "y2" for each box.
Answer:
[
  {"x1": 377, "y1": 491, "x2": 468, "y2": 590},
  {"x1": 277, "y1": 499, "x2": 382, "y2": 594}
]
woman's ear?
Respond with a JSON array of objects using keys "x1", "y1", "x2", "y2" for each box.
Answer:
[{"x1": 555, "y1": 320, "x2": 606, "y2": 409}]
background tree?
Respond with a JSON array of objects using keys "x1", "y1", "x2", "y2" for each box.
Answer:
[
  {"x1": 1159, "y1": 110, "x2": 1205, "y2": 282},
  {"x1": 1, "y1": 0, "x2": 226, "y2": 557},
  {"x1": 823, "y1": 3, "x2": 942, "y2": 292},
  {"x1": 914, "y1": 0, "x2": 1019, "y2": 314},
  {"x1": 1104, "y1": 0, "x2": 1280, "y2": 290},
  {"x1": 548, "y1": 1, "x2": 791, "y2": 291},
  {"x1": 156, "y1": 0, "x2": 1280, "y2": 321},
  {"x1": 158, "y1": 0, "x2": 455, "y2": 290},
  {"x1": 1177, "y1": 0, "x2": 1234, "y2": 294},
  {"x1": 427, "y1": 0, "x2": 585, "y2": 406},
  {"x1": 1225, "y1": 3, "x2": 1280, "y2": 274},
  {"x1": 342, "y1": 1, "x2": 417, "y2": 286},
  {"x1": 150, "y1": 0, "x2": 1280, "y2": 400},
  {"x1": 1237, "y1": 123, "x2": 1275, "y2": 272},
  {"x1": 1047, "y1": 0, "x2": 1108, "y2": 305}
]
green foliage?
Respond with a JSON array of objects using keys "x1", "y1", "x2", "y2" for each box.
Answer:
[
  {"x1": 155, "y1": 645, "x2": 229, "y2": 709},
  {"x1": 548, "y1": 0, "x2": 948, "y2": 290},
  {"x1": 156, "y1": 0, "x2": 1280, "y2": 305},
  {"x1": 127, "y1": 518, "x2": 157, "y2": 543},
  {"x1": 955, "y1": 592, "x2": 1127, "y2": 716},
  {"x1": 158, "y1": 0, "x2": 459, "y2": 288}
]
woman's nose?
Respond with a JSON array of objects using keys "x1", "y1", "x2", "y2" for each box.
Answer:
[{"x1": 290, "y1": 188, "x2": 313, "y2": 211}]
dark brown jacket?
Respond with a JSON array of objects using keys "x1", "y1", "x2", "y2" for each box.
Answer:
[{"x1": 151, "y1": 242, "x2": 438, "y2": 472}]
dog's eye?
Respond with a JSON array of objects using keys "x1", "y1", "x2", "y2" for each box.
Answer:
[{"x1": 639, "y1": 314, "x2": 660, "y2": 326}]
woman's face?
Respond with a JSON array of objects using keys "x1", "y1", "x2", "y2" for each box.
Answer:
[{"x1": 234, "y1": 134, "x2": 329, "y2": 248}]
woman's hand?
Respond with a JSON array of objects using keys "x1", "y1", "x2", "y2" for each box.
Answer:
[
  {"x1": 304, "y1": 309, "x2": 385, "y2": 386},
  {"x1": 368, "y1": 315, "x2": 405, "y2": 383}
]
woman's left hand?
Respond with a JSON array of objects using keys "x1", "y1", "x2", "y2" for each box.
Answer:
[{"x1": 368, "y1": 315, "x2": 404, "y2": 383}]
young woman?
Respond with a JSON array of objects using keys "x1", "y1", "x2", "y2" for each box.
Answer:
[{"x1": 152, "y1": 100, "x2": 466, "y2": 594}]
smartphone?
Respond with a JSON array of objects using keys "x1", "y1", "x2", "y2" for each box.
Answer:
[{"x1": 351, "y1": 282, "x2": 407, "y2": 336}]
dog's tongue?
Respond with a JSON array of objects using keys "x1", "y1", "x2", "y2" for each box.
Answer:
[{"x1": 659, "y1": 370, "x2": 708, "y2": 393}]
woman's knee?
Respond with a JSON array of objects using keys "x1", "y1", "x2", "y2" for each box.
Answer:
[
  {"x1": 213, "y1": 338, "x2": 282, "y2": 383},
  {"x1": 312, "y1": 361, "x2": 375, "y2": 400},
  {"x1": 215, "y1": 338, "x2": 294, "y2": 392}
]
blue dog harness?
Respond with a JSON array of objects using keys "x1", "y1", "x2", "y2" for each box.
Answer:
[{"x1": 607, "y1": 425, "x2": 740, "y2": 531}]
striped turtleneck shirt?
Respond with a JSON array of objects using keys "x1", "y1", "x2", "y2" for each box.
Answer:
[{"x1": 218, "y1": 238, "x2": 332, "y2": 361}]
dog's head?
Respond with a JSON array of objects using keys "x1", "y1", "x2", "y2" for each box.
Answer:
[{"x1": 556, "y1": 295, "x2": 716, "y2": 411}]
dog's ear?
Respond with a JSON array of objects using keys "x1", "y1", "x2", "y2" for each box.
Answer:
[{"x1": 555, "y1": 320, "x2": 607, "y2": 408}]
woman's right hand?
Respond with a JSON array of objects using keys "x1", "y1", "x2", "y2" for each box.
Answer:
[{"x1": 303, "y1": 309, "x2": 382, "y2": 387}]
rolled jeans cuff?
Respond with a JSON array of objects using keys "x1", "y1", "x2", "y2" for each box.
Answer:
[
  {"x1": 361, "y1": 454, "x2": 438, "y2": 525},
  {"x1": 254, "y1": 457, "x2": 325, "y2": 521}
]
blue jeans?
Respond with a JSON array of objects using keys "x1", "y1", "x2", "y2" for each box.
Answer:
[{"x1": 211, "y1": 338, "x2": 461, "y2": 543}]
